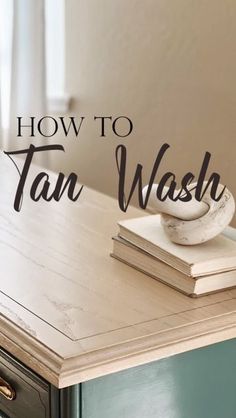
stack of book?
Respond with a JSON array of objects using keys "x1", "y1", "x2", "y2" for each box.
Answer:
[{"x1": 111, "y1": 215, "x2": 236, "y2": 297}]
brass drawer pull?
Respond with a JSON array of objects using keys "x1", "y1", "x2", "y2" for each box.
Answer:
[{"x1": 0, "y1": 377, "x2": 16, "y2": 400}]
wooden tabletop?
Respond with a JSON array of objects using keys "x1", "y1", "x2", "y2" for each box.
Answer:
[{"x1": 0, "y1": 154, "x2": 236, "y2": 388}]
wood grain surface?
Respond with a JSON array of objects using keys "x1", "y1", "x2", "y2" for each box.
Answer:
[{"x1": 0, "y1": 154, "x2": 236, "y2": 388}]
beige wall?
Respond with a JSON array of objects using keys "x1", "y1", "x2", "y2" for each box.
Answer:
[{"x1": 52, "y1": 0, "x2": 236, "y2": 224}]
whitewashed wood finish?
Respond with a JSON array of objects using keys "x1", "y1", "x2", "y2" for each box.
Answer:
[{"x1": 0, "y1": 155, "x2": 236, "y2": 388}]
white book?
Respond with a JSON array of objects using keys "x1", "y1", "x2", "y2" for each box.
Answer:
[
  {"x1": 111, "y1": 236, "x2": 236, "y2": 297},
  {"x1": 118, "y1": 215, "x2": 236, "y2": 277}
]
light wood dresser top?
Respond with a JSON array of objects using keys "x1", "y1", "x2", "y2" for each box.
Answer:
[{"x1": 0, "y1": 155, "x2": 236, "y2": 388}]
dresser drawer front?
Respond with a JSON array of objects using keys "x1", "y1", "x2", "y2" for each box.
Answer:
[{"x1": 0, "y1": 349, "x2": 50, "y2": 418}]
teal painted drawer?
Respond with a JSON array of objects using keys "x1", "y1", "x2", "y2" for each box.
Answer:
[{"x1": 81, "y1": 338, "x2": 236, "y2": 418}]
